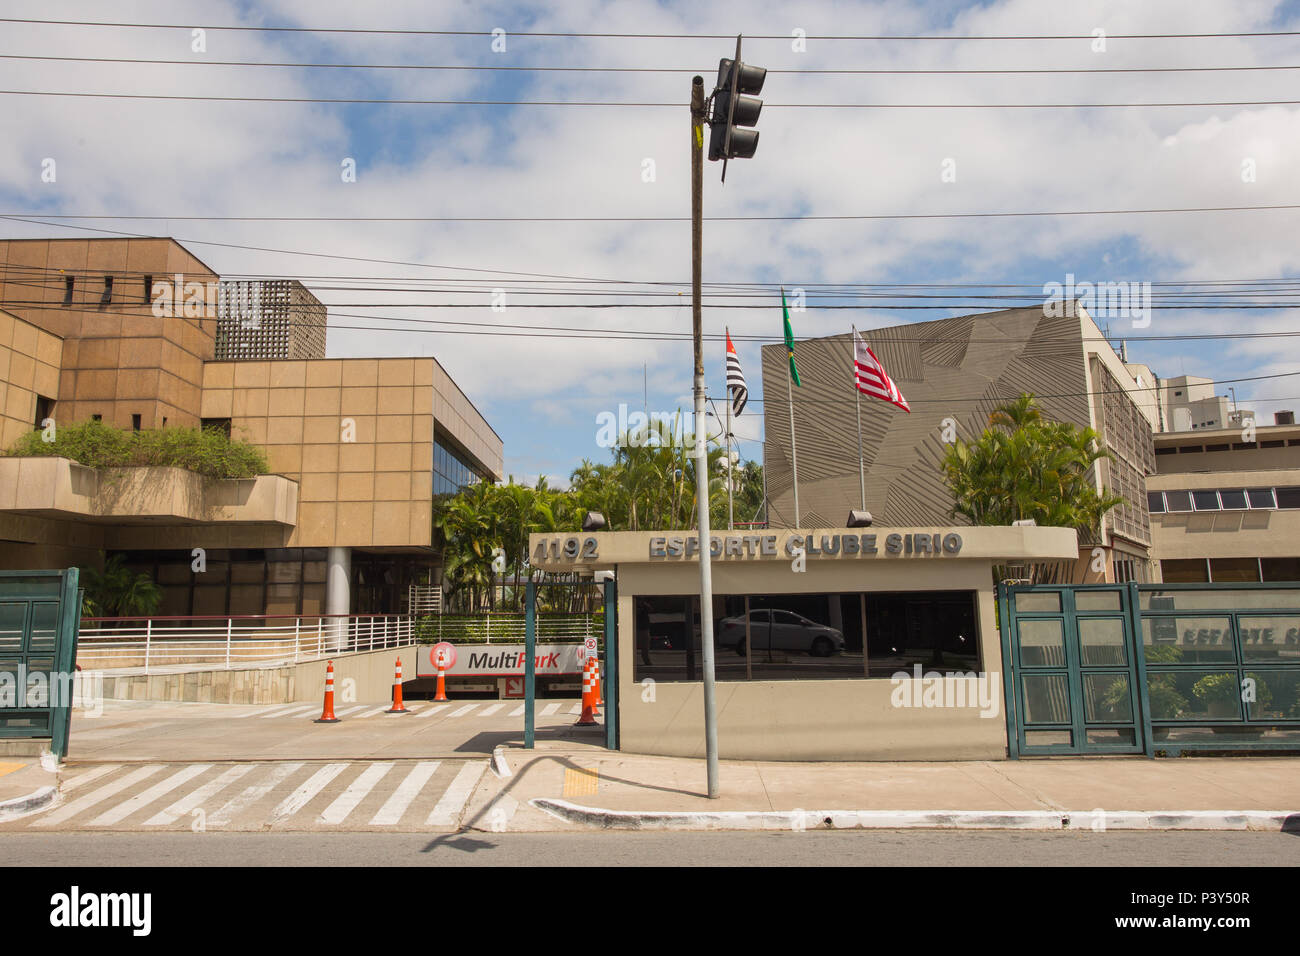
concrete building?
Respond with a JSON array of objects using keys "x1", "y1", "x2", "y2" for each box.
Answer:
[
  {"x1": 215, "y1": 279, "x2": 327, "y2": 361},
  {"x1": 1146, "y1": 415, "x2": 1300, "y2": 583},
  {"x1": 1156, "y1": 374, "x2": 1254, "y2": 433},
  {"x1": 0, "y1": 237, "x2": 502, "y2": 616},
  {"x1": 760, "y1": 304, "x2": 1158, "y2": 582}
]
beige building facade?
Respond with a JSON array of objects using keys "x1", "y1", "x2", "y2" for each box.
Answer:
[{"x1": 0, "y1": 237, "x2": 503, "y2": 617}]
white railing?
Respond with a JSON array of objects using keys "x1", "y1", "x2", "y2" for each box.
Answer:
[
  {"x1": 76, "y1": 614, "x2": 417, "y2": 674},
  {"x1": 420, "y1": 612, "x2": 597, "y2": 644}
]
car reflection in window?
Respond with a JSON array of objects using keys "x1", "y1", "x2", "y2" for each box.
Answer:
[{"x1": 717, "y1": 609, "x2": 846, "y2": 657}]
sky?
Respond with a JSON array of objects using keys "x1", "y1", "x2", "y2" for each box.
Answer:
[{"x1": 2, "y1": 0, "x2": 1300, "y2": 485}]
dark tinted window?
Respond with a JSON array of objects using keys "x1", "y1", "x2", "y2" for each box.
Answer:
[
  {"x1": 1218, "y1": 489, "x2": 1247, "y2": 510},
  {"x1": 1164, "y1": 491, "x2": 1193, "y2": 512},
  {"x1": 1247, "y1": 488, "x2": 1275, "y2": 508},
  {"x1": 1192, "y1": 491, "x2": 1219, "y2": 511},
  {"x1": 1146, "y1": 492, "x2": 1165, "y2": 513}
]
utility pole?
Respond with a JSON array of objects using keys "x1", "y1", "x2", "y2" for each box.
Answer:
[{"x1": 690, "y1": 75, "x2": 719, "y2": 799}]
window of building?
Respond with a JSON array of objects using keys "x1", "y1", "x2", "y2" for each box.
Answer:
[
  {"x1": 1191, "y1": 491, "x2": 1220, "y2": 511},
  {"x1": 1261, "y1": 558, "x2": 1300, "y2": 582},
  {"x1": 1261, "y1": 440, "x2": 1285, "y2": 448},
  {"x1": 1154, "y1": 446, "x2": 1177, "y2": 456},
  {"x1": 101, "y1": 276, "x2": 113, "y2": 305},
  {"x1": 1204, "y1": 443, "x2": 1229, "y2": 451},
  {"x1": 1209, "y1": 558, "x2": 1261, "y2": 583},
  {"x1": 131, "y1": 414, "x2": 141, "y2": 432},
  {"x1": 1277, "y1": 487, "x2": 1300, "y2": 509},
  {"x1": 1247, "y1": 488, "x2": 1276, "y2": 509},
  {"x1": 33, "y1": 395, "x2": 54, "y2": 430},
  {"x1": 1164, "y1": 490, "x2": 1193, "y2": 512},
  {"x1": 1218, "y1": 489, "x2": 1248, "y2": 510},
  {"x1": 631, "y1": 590, "x2": 980, "y2": 683},
  {"x1": 1146, "y1": 492, "x2": 1165, "y2": 513},
  {"x1": 63, "y1": 276, "x2": 74, "y2": 305},
  {"x1": 201, "y1": 417, "x2": 232, "y2": 439},
  {"x1": 143, "y1": 275, "x2": 153, "y2": 302},
  {"x1": 91, "y1": 414, "x2": 102, "y2": 422},
  {"x1": 1161, "y1": 559, "x2": 1210, "y2": 583}
]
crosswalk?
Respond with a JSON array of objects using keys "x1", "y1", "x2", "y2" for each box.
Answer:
[{"x1": 8, "y1": 759, "x2": 493, "y2": 832}]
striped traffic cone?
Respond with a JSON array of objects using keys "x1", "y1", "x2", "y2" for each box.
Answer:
[
  {"x1": 386, "y1": 656, "x2": 410, "y2": 714},
  {"x1": 574, "y1": 657, "x2": 598, "y2": 726},
  {"x1": 591, "y1": 655, "x2": 602, "y2": 715},
  {"x1": 315, "y1": 660, "x2": 340, "y2": 723},
  {"x1": 434, "y1": 662, "x2": 448, "y2": 702}
]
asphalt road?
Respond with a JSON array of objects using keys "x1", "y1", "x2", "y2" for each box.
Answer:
[{"x1": 3, "y1": 829, "x2": 1297, "y2": 866}]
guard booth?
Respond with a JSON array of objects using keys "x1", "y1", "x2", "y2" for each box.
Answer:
[
  {"x1": 0, "y1": 569, "x2": 82, "y2": 760},
  {"x1": 1000, "y1": 582, "x2": 1300, "y2": 757},
  {"x1": 528, "y1": 526, "x2": 1079, "y2": 761}
]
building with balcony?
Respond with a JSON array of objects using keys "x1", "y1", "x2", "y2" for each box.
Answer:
[{"x1": 0, "y1": 237, "x2": 502, "y2": 617}]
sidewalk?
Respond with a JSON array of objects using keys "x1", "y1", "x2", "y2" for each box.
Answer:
[
  {"x1": 0, "y1": 756, "x2": 59, "y2": 822},
  {"x1": 464, "y1": 747, "x2": 1300, "y2": 832}
]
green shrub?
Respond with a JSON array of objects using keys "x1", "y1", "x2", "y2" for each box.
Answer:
[{"x1": 5, "y1": 419, "x2": 268, "y2": 479}]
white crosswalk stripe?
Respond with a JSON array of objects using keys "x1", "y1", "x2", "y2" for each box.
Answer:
[
  {"x1": 508, "y1": 705, "x2": 525, "y2": 717},
  {"x1": 426, "y1": 761, "x2": 487, "y2": 827},
  {"x1": 319, "y1": 762, "x2": 393, "y2": 824},
  {"x1": 415, "y1": 704, "x2": 448, "y2": 719},
  {"x1": 274, "y1": 705, "x2": 322, "y2": 719},
  {"x1": 448, "y1": 704, "x2": 478, "y2": 717},
  {"x1": 208, "y1": 763, "x2": 304, "y2": 826},
  {"x1": 144, "y1": 764, "x2": 254, "y2": 827},
  {"x1": 35, "y1": 765, "x2": 164, "y2": 827},
  {"x1": 540, "y1": 703, "x2": 562, "y2": 716},
  {"x1": 568, "y1": 703, "x2": 582, "y2": 715},
  {"x1": 479, "y1": 703, "x2": 505, "y2": 717},
  {"x1": 269, "y1": 764, "x2": 349, "y2": 822},
  {"x1": 369, "y1": 761, "x2": 440, "y2": 826},
  {"x1": 334, "y1": 705, "x2": 367, "y2": 718},
  {"x1": 88, "y1": 764, "x2": 212, "y2": 826},
  {"x1": 59, "y1": 764, "x2": 120, "y2": 793},
  {"x1": 258, "y1": 704, "x2": 312, "y2": 719},
  {"x1": 234, "y1": 705, "x2": 286, "y2": 719},
  {"x1": 354, "y1": 705, "x2": 393, "y2": 719}
]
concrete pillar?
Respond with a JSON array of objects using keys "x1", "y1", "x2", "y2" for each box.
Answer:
[{"x1": 326, "y1": 546, "x2": 351, "y2": 650}]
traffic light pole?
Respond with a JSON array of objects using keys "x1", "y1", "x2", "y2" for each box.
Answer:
[{"x1": 691, "y1": 74, "x2": 720, "y2": 799}]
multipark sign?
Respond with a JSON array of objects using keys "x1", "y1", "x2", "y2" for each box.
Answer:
[{"x1": 414, "y1": 643, "x2": 584, "y2": 678}]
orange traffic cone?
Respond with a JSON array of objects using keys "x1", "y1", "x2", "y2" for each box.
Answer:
[
  {"x1": 574, "y1": 657, "x2": 598, "y2": 726},
  {"x1": 386, "y1": 656, "x2": 410, "y2": 714},
  {"x1": 434, "y1": 662, "x2": 448, "y2": 702},
  {"x1": 315, "y1": 660, "x2": 340, "y2": 723},
  {"x1": 591, "y1": 655, "x2": 602, "y2": 715}
]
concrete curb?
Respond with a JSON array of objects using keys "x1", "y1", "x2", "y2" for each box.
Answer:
[
  {"x1": 531, "y1": 800, "x2": 1300, "y2": 832},
  {"x1": 491, "y1": 747, "x2": 512, "y2": 778},
  {"x1": 0, "y1": 785, "x2": 59, "y2": 823}
]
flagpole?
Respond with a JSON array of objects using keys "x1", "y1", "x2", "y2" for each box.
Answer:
[
  {"x1": 725, "y1": 332, "x2": 735, "y2": 532},
  {"x1": 784, "y1": 288, "x2": 800, "y2": 527},
  {"x1": 852, "y1": 325, "x2": 866, "y2": 511}
]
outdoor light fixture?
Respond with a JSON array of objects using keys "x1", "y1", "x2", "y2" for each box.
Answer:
[
  {"x1": 846, "y1": 510, "x2": 874, "y2": 528},
  {"x1": 582, "y1": 511, "x2": 607, "y2": 532}
]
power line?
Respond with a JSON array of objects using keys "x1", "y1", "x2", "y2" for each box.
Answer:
[
  {"x1": 6, "y1": 89, "x2": 1300, "y2": 108},
  {"x1": 7, "y1": 53, "x2": 1300, "y2": 75},
  {"x1": 7, "y1": 203, "x2": 1300, "y2": 222},
  {"x1": 3, "y1": 18, "x2": 1298, "y2": 40}
]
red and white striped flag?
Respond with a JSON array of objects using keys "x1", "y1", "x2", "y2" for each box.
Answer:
[{"x1": 854, "y1": 331, "x2": 910, "y2": 412}]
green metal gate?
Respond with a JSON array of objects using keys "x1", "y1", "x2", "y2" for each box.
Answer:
[
  {"x1": 1000, "y1": 584, "x2": 1146, "y2": 757},
  {"x1": 0, "y1": 569, "x2": 81, "y2": 759},
  {"x1": 1001, "y1": 582, "x2": 1300, "y2": 757}
]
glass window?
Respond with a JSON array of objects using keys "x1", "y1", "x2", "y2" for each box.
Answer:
[
  {"x1": 1247, "y1": 488, "x2": 1276, "y2": 509},
  {"x1": 1141, "y1": 616, "x2": 1235, "y2": 664},
  {"x1": 1076, "y1": 591, "x2": 1122, "y2": 612},
  {"x1": 1237, "y1": 617, "x2": 1300, "y2": 663},
  {"x1": 1159, "y1": 559, "x2": 1209, "y2": 583},
  {"x1": 1209, "y1": 558, "x2": 1260, "y2": 584},
  {"x1": 1018, "y1": 619, "x2": 1065, "y2": 667},
  {"x1": 1218, "y1": 489, "x2": 1247, "y2": 510},
  {"x1": 1191, "y1": 490, "x2": 1220, "y2": 511},
  {"x1": 1276, "y1": 487, "x2": 1300, "y2": 509},
  {"x1": 1142, "y1": 588, "x2": 1300, "y2": 610},
  {"x1": 1261, "y1": 558, "x2": 1300, "y2": 582},
  {"x1": 1164, "y1": 490, "x2": 1193, "y2": 512},
  {"x1": 1015, "y1": 592, "x2": 1061, "y2": 613},
  {"x1": 1078, "y1": 618, "x2": 1127, "y2": 665},
  {"x1": 1146, "y1": 492, "x2": 1165, "y2": 513}
]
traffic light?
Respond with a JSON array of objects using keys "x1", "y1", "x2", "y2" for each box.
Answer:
[{"x1": 708, "y1": 57, "x2": 766, "y2": 162}]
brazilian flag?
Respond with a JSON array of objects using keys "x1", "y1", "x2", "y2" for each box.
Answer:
[{"x1": 782, "y1": 288, "x2": 801, "y2": 386}]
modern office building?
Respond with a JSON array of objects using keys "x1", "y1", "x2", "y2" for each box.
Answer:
[
  {"x1": 1146, "y1": 414, "x2": 1300, "y2": 583},
  {"x1": 760, "y1": 304, "x2": 1158, "y2": 582},
  {"x1": 214, "y1": 279, "x2": 327, "y2": 361},
  {"x1": 1157, "y1": 374, "x2": 1255, "y2": 433},
  {"x1": 0, "y1": 237, "x2": 502, "y2": 616}
]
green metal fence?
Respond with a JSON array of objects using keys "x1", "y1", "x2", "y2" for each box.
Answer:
[
  {"x1": 1000, "y1": 582, "x2": 1300, "y2": 757},
  {"x1": 0, "y1": 569, "x2": 81, "y2": 760}
]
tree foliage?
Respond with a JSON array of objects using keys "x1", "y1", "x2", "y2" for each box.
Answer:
[
  {"x1": 941, "y1": 393, "x2": 1124, "y2": 537},
  {"x1": 79, "y1": 553, "x2": 163, "y2": 618},
  {"x1": 433, "y1": 413, "x2": 764, "y2": 611}
]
